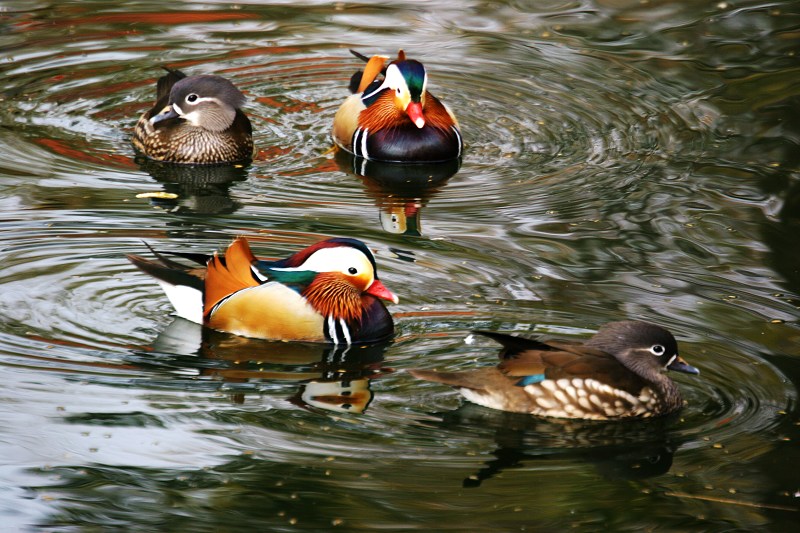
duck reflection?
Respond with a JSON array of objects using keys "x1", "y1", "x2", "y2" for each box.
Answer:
[
  {"x1": 134, "y1": 156, "x2": 249, "y2": 215},
  {"x1": 334, "y1": 149, "x2": 460, "y2": 236},
  {"x1": 149, "y1": 317, "x2": 392, "y2": 414},
  {"x1": 434, "y1": 403, "x2": 678, "y2": 487}
]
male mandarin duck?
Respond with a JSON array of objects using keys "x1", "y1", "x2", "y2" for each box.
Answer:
[
  {"x1": 332, "y1": 50, "x2": 463, "y2": 162},
  {"x1": 127, "y1": 237, "x2": 398, "y2": 344},
  {"x1": 410, "y1": 321, "x2": 699, "y2": 420},
  {"x1": 133, "y1": 68, "x2": 253, "y2": 164}
]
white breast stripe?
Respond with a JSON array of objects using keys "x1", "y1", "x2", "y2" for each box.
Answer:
[
  {"x1": 352, "y1": 129, "x2": 361, "y2": 156},
  {"x1": 327, "y1": 316, "x2": 339, "y2": 344},
  {"x1": 353, "y1": 128, "x2": 365, "y2": 158},
  {"x1": 452, "y1": 126, "x2": 462, "y2": 158},
  {"x1": 339, "y1": 319, "x2": 352, "y2": 345},
  {"x1": 360, "y1": 128, "x2": 370, "y2": 159}
]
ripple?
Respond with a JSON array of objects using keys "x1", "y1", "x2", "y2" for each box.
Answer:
[{"x1": 393, "y1": 326, "x2": 795, "y2": 472}]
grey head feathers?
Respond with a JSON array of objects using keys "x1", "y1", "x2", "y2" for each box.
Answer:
[
  {"x1": 167, "y1": 75, "x2": 246, "y2": 132},
  {"x1": 586, "y1": 321, "x2": 679, "y2": 358},
  {"x1": 585, "y1": 320, "x2": 687, "y2": 381},
  {"x1": 169, "y1": 75, "x2": 246, "y2": 109}
]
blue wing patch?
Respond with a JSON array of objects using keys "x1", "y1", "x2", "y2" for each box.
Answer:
[{"x1": 516, "y1": 374, "x2": 545, "y2": 387}]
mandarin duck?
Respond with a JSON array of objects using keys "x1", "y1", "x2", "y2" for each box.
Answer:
[
  {"x1": 410, "y1": 321, "x2": 699, "y2": 420},
  {"x1": 128, "y1": 237, "x2": 398, "y2": 344},
  {"x1": 332, "y1": 50, "x2": 462, "y2": 162},
  {"x1": 133, "y1": 68, "x2": 253, "y2": 164}
]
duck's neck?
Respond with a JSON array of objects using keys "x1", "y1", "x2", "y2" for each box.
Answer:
[
  {"x1": 627, "y1": 364, "x2": 681, "y2": 413},
  {"x1": 651, "y1": 372, "x2": 682, "y2": 410},
  {"x1": 360, "y1": 92, "x2": 409, "y2": 132},
  {"x1": 301, "y1": 274, "x2": 363, "y2": 324}
]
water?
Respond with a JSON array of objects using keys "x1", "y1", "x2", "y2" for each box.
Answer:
[{"x1": 1, "y1": 0, "x2": 799, "y2": 530}]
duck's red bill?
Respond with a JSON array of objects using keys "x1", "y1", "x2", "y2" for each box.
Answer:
[
  {"x1": 366, "y1": 280, "x2": 399, "y2": 304},
  {"x1": 406, "y1": 102, "x2": 425, "y2": 128}
]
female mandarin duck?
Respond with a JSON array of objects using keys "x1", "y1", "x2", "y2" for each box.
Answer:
[
  {"x1": 127, "y1": 237, "x2": 398, "y2": 344},
  {"x1": 332, "y1": 50, "x2": 463, "y2": 162},
  {"x1": 133, "y1": 68, "x2": 253, "y2": 164},
  {"x1": 410, "y1": 321, "x2": 699, "y2": 420}
]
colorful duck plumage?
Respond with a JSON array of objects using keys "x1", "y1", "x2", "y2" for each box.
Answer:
[
  {"x1": 410, "y1": 321, "x2": 699, "y2": 420},
  {"x1": 133, "y1": 68, "x2": 253, "y2": 164},
  {"x1": 128, "y1": 237, "x2": 397, "y2": 344},
  {"x1": 332, "y1": 50, "x2": 462, "y2": 162}
]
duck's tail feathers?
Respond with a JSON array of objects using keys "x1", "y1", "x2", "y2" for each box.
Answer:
[
  {"x1": 408, "y1": 369, "x2": 482, "y2": 391},
  {"x1": 473, "y1": 330, "x2": 552, "y2": 359},
  {"x1": 142, "y1": 241, "x2": 210, "y2": 268},
  {"x1": 348, "y1": 50, "x2": 389, "y2": 94},
  {"x1": 128, "y1": 246, "x2": 205, "y2": 324},
  {"x1": 203, "y1": 237, "x2": 260, "y2": 313}
]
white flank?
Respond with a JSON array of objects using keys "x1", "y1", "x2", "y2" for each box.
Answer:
[{"x1": 157, "y1": 281, "x2": 203, "y2": 324}]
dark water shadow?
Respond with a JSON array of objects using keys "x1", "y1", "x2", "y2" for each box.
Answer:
[
  {"x1": 762, "y1": 175, "x2": 800, "y2": 300},
  {"x1": 134, "y1": 156, "x2": 250, "y2": 215},
  {"x1": 334, "y1": 150, "x2": 460, "y2": 236},
  {"x1": 430, "y1": 403, "x2": 680, "y2": 486},
  {"x1": 143, "y1": 318, "x2": 392, "y2": 414}
]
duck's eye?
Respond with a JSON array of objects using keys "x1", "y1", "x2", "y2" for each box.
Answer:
[
  {"x1": 186, "y1": 93, "x2": 199, "y2": 103},
  {"x1": 348, "y1": 267, "x2": 358, "y2": 275},
  {"x1": 650, "y1": 344, "x2": 665, "y2": 356},
  {"x1": 395, "y1": 88, "x2": 401, "y2": 96}
]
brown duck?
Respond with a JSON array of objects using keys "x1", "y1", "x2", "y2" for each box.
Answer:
[
  {"x1": 133, "y1": 68, "x2": 253, "y2": 164},
  {"x1": 410, "y1": 321, "x2": 699, "y2": 420}
]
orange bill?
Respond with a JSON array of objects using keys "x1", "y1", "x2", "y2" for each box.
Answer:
[{"x1": 366, "y1": 280, "x2": 399, "y2": 304}]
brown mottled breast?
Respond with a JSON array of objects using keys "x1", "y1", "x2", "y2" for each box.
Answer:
[{"x1": 133, "y1": 110, "x2": 253, "y2": 164}]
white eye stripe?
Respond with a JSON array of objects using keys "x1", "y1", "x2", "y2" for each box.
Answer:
[
  {"x1": 183, "y1": 95, "x2": 222, "y2": 106},
  {"x1": 363, "y1": 64, "x2": 407, "y2": 99},
  {"x1": 270, "y1": 247, "x2": 374, "y2": 277}
]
